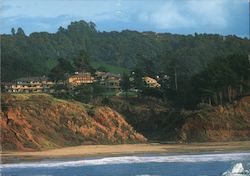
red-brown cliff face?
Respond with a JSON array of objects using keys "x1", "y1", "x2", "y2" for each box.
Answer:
[
  {"x1": 179, "y1": 96, "x2": 250, "y2": 142},
  {"x1": 108, "y1": 96, "x2": 250, "y2": 142},
  {"x1": 0, "y1": 94, "x2": 146, "y2": 151}
]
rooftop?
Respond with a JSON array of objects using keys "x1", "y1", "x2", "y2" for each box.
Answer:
[{"x1": 14, "y1": 76, "x2": 49, "y2": 83}]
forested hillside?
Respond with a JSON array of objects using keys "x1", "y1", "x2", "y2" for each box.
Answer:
[{"x1": 1, "y1": 20, "x2": 249, "y2": 81}]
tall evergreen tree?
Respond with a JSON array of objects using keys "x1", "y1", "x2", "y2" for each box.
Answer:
[
  {"x1": 16, "y1": 27, "x2": 26, "y2": 36},
  {"x1": 11, "y1": 28, "x2": 15, "y2": 35},
  {"x1": 120, "y1": 72, "x2": 131, "y2": 98},
  {"x1": 48, "y1": 58, "x2": 74, "y2": 81},
  {"x1": 132, "y1": 68, "x2": 144, "y2": 89},
  {"x1": 73, "y1": 50, "x2": 92, "y2": 72}
]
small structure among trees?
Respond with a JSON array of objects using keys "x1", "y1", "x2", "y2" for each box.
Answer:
[{"x1": 143, "y1": 76, "x2": 161, "y2": 88}]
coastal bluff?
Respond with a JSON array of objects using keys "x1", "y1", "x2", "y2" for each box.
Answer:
[{"x1": 0, "y1": 93, "x2": 146, "y2": 151}]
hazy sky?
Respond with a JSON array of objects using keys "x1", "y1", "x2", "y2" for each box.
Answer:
[{"x1": 0, "y1": 0, "x2": 249, "y2": 37}]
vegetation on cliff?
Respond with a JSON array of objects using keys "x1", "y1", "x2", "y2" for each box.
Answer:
[
  {"x1": 0, "y1": 94, "x2": 146, "y2": 151},
  {"x1": 108, "y1": 96, "x2": 250, "y2": 143},
  {"x1": 1, "y1": 92, "x2": 249, "y2": 151},
  {"x1": 179, "y1": 96, "x2": 250, "y2": 142}
]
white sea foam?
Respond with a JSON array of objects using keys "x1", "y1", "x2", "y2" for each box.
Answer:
[
  {"x1": 1, "y1": 152, "x2": 250, "y2": 170},
  {"x1": 135, "y1": 175, "x2": 159, "y2": 176},
  {"x1": 222, "y1": 163, "x2": 250, "y2": 176}
]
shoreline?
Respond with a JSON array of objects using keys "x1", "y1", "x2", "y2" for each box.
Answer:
[{"x1": 1, "y1": 141, "x2": 250, "y2": 163}]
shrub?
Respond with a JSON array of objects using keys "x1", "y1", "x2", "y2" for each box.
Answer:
[{"x1": 101, "y1": 97, "x2": 111, "y2": 105}]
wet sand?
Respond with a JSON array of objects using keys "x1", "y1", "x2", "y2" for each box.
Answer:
[{"x1": 1, "y1": 141, "x2": 250, "y2": 163}]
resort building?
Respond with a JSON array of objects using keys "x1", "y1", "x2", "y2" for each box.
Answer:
[
  {"x1": 100, "y1": 72, "x2": 121, "y2": 91},
  {"x1": 95, "y1": 71, "x2": 106, "y2": 80},
  {"x1": 3, "y1": 76, "x2": 55, "y2": 93},
  {"x1": 67, "y1": 72, "x2": 94, "y2": 86}
]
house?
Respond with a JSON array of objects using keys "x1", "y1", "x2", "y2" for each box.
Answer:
[
  {"x1": 67, "y1": 72, "x2": 94, "y2": 86},
  {"x1": 100, "y1": 72, "x2": 121, "y2": 91},
  {"x1": 3, "y1": 76, "x2": 55, "y2": 93},
  {"x1": 143, "y1": 76, "x2": 161, "y2": 88},
  {"x1": 95, "y1": 71, "x2": 106, "y2": 80}
]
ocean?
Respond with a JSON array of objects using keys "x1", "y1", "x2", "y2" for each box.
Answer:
[{"x1": 1, "y1": 152, "x2": 250, "y2": 176}]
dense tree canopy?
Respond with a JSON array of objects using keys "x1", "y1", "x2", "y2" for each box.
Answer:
[
  {"x1": 191, "y1": 55, "x2": 250, "y2": 105},
  {"x1": 1, "y1": 20, "x2": 249, "y2": 81}
]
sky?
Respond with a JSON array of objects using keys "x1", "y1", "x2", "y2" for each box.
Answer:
[{"x1": 0, "y1": 0, "x2": 249, "y2": 37}]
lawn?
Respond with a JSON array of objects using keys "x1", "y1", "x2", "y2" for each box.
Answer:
[
  {"x1": 101, "y1": 91, "x2": 118, "y2": 97},
  {"x1": 90, "y1": 61, "x2": 129, "y2": 74},
  {"x1": 45, "y1": 59, "x2": 128, "y2": 75},
  {"x1": 119, "y1": 91, "x2": 138, "y2": 97}
]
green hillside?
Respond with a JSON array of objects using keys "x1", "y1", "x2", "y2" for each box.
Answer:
[
  {"x1": 90, "y1": 61, "x2": 128, "y2": 74},
  {"x1": 1, "y1": 20, "x2": 249, "y2": 81}
]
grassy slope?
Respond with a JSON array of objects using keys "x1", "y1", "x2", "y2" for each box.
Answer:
[{"x1": 90, "y1": 61, "x2": 128, "y2": 74}]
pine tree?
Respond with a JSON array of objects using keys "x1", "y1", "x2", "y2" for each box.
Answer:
[
  {"x1": 73, "y1": 50, "x2": 92, "y2": 72},
  {"x1": 11, "y1": 28, "x2": 15, "y2": 35}
]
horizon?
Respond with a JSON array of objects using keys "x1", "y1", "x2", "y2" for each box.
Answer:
[
  {"x1": 2, "y1": 19, "x2": 249, "y2": 39},
  {"x1": 1, "y1": 0, "x2": 249, "y2": 38}
]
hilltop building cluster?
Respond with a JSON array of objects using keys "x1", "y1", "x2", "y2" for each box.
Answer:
[
  {"x1": 2, "y1": 71, "x2": 122, "y2": 93},
  {"x1": 2, "y1": 71, "x2": 162, "y2": 94}
]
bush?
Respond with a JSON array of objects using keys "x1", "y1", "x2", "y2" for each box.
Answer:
[
  {"x1": 101, "y1": 97, "x2": 111, "y2": 105},
  {"x1": 87, "y1": 107, "x2": 96, "y2": 117},
  {"x1": 141, "y1": 87, "x2": 163, "y2": 98},
  {"x1": 197, "y1": 103, "x2": 214, "y2": 112},
  {"x1": 73, "y1": 85, "x2": 92, "y2": 103}
]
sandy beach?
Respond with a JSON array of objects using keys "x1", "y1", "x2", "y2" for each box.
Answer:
[{"x1": 1, "y1": 141, "x2": 250, "y2": 163}]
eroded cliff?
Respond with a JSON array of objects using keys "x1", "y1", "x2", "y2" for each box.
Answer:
[{"x1": 0, "y1": 94, "x2": 146, "y2": 151}]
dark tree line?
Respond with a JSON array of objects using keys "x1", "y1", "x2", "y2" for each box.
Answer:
[
  {"x1": 1, "y1": 20, "x2": 249, "y2": 81},
  {"x1": 191, "y1": 55, "x2": 250, "y2": 105}
]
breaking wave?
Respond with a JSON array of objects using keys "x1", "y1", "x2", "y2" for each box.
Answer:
[
  {"x1": 1, "y1": 152, "x2": 250, "y2": 170},
  {"x1": 222, "y1": 163, "x2": 250, "y2": 176}
]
